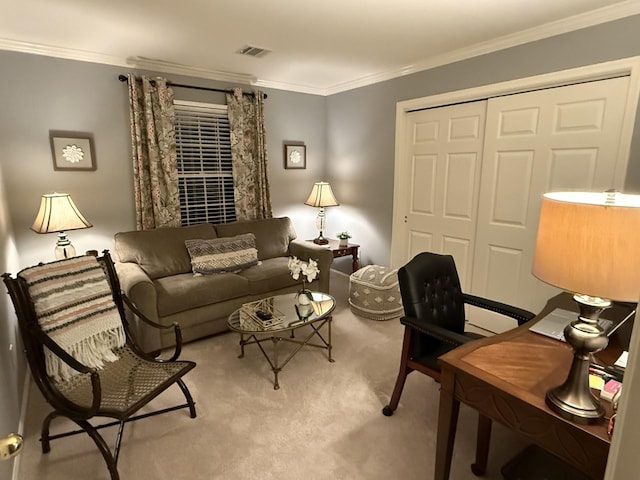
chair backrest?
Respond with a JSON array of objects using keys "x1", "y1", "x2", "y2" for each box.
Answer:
[
  {"x1": 397, "y1": 252, "x2": 466, "y2": 333},
  {"x1": 2, "y1": 251, "x2": 131, "y2": 411}
]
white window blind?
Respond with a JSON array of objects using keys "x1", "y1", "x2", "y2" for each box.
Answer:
[{"x1": 174, "y1": 100, "x2": 236, "y2": 226}]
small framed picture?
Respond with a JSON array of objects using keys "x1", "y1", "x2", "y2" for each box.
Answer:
[
  {"x1": 50, "y1": 131, "x2": 96, "y2": 171},
  {"x1": 284, "y1": 144, "x2": 306, "y2": 169}
]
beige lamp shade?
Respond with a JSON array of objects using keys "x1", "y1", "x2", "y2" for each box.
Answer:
[
  {"x1": 532, "y1": 191, "x2": 640, "y2": 302},
  {"x1": 304, "y1": 182, "x2": 339, "y2": 208},
  {"x1": 31, "y1": 193, "x2": 92, "y2": 234}
]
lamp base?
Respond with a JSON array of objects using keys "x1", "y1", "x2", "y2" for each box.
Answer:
[
  {"x1": 313, "y1": 236, "x2": 329, "y2": 245},
  {"x1": 55, "y1": 231, "x2": 76, "y2": 259},
  {"x1": 545, "y1": 294, "x2": 610, "y2": 424}
]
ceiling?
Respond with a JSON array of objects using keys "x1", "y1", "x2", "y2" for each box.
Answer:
[{"x1": 2, "y1": 0, "x2": 640, "y2": 95}]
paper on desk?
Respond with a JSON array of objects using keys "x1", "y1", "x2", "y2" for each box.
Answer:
[{"x1": 615, "y1": 351, "x2": 628, "y2": 369}]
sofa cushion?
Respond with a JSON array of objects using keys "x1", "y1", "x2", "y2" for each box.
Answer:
[
  {"x1": 154, "y1": 272, "x2": 249, "y2": 317},
  {"x1": 114, "y1": 224, "x2": 217, "y2": 280},
  {"x1": 236, "y1": 257, "x2": 299, "y2": 295},
  {"x1": 185, "y1": 233, "x2": 258, "y2": 274},
  {"x1": 215, "y1": 217, "x2": 296, "y2": 261}
]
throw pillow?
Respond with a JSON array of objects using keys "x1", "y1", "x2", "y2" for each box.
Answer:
[{"x1": 185, "y1": 233, "x2": 259, "y2": 274}]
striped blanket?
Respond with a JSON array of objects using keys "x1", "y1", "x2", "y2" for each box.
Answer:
[{"x1": 20, "y1": 255, "x2": 125, "y2": 382}]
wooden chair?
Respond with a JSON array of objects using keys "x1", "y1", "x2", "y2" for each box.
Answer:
[
  {"x1": 382, "y1": 251, "x2": 535, "y2": 416},
  {"x1": 3, "y1": 251, "x2": 196, "y2": 480}
]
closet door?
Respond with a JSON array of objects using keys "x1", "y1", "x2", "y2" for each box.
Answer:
[
  {"x1": 469, "y1": 76, "x2": 630, "y2": 332},
  {"x1": 392, "y1": 101, "x2": 487, "y2": 290}
]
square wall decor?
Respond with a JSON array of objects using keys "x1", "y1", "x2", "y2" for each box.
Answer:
[
  {"x1": 284, "y1": 143, "x2": 306, "y2": 169},
  {"x1": 50, "y1": 131, "x2": 96, "y2": 171}
]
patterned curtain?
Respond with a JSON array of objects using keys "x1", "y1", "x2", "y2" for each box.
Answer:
[
  {"x1": 226, "y1": 88, "x2": 272, "y2": 220},
  {"x1": 127, "y1": 74, "x2": 181, "y2": 230}
]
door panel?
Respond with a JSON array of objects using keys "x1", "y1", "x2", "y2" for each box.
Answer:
[
  {"x1": 470, "y1": 76, "x2": 630, "y2": 332},
  {"x1": 398, "y1": 101, "x2": 487, "y2": 290}
]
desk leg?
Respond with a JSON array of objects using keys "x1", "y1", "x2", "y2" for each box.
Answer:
[
  {"x1": 351, "y1": 252, "x2": 359, "y2": 273},
  {"x1": 471, "y1": 414, "x2": 492, "y2": 476},
  {"x1": 435, "y1": 384, "x2": 459, "y2": 480}
]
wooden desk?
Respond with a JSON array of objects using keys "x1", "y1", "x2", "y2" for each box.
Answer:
[{"x1": 435, "y1": 294, "x2": 634, "y2": 480}]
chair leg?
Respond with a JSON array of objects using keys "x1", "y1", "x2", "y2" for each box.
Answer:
[
  {"x1": 41, "y1": 411, "x2": 62, "y2": 454},
  {"x1": 382, "y1": 327, "x2": 413, "y2": 416},
  {"x1": 73, "y1": 419, "x2": 120, "y2": 480},
  {"x1": 177, "y1": 379, "x2": 197, "y2": 418}
]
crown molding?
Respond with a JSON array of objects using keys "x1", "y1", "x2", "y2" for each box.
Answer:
[
  {"x1": 125, "y1": 57, "x2": 257, "y2": 85},
  {"x1": 1, "y1": 1, "x2": 639, "y2": 96},
  {"x1": 323, "y1": 0, "x2": 640, "y2": 95}
]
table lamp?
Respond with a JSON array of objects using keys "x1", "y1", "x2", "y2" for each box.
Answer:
[
  {"x1": 532, "y1": 191, "x2": 640, "y2": 424},
  {"x1": 304, "y1": 181, "x2": 339, "y2": 245},
  {"x1": 31, "y1": 193, "x2": 93, "y2": 259}
]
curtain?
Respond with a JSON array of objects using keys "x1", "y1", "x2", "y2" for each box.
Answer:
[
  {"x1": 127, "y1": 74, "x2": 181, "y2": 230},
  {"x1": 226, "y1": 88, "x2": 272, "y2": 220}
]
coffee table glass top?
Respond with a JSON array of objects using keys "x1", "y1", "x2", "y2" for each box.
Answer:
[{"x1": 227, "y1": 292, "x2": 335, "y2": 334}]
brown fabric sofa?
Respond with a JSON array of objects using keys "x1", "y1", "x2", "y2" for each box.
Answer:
[{"x1": 113, "y1": 217, "x2": 332, "y2": 352}]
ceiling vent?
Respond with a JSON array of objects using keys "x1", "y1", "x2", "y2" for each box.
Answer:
[{"x1": 237, "y1": 45, "x2": 270, "y2": 58}]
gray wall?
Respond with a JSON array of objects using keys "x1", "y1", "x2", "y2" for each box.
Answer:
[
  {"x1": 326, "y1": 14, "x2": 640, "y2": 269},
  {"x1": 2, "y1": 13, "x2": 640, "y2": 477}
]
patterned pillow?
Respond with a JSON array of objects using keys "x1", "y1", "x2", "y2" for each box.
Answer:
[{"x1": 185, "y1": 233, "x2": 259, "y2": 274}]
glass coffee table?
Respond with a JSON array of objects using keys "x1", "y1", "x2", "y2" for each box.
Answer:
[{"x1": 227, "y1": 292, "x2": 336, "y2": 389}]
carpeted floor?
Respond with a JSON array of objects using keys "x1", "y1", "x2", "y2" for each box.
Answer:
[{"x1": 16, "y1": 271, "x2": 528, "y2": 480}]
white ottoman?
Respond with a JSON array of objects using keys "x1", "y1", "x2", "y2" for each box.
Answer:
[{"x1": 349, "y1": 265, "x2": 403, "y2": 321}]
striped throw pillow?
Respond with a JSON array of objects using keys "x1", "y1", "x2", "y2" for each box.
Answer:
[{"x1": 185, "y1": 233, "x2": 259, "y2": 274}]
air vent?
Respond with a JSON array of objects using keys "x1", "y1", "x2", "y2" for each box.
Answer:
[{"x1": 237, "y1": 45, "x2": 270, "y2": 58}]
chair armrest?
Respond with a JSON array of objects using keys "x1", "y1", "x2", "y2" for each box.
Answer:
[
  {"x1": 463, "y1": 293, "x2": 535, "y2": 325},
  {"x1": 400, "y1": 315, "x2": 472, "y2": 347},
  {"x1": 122, "y1": 295, "x2": 183, "y2": 362},
  {"x1": 31, "y1": 325, "x2": 102, "y2": 416},
  {"x1": 289, "y1": 240, "x2": 333, "y2": 293}
]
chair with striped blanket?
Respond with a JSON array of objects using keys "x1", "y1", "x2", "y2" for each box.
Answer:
[{"x1": 3, "y1": 251, "x2": 197, "y2": 480}]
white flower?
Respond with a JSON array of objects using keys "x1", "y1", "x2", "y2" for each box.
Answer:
[
  {"x1": 61, "y1": 144, "x2": 85, "y2": 164},
  {"x1": 288, "y1": 256, "x2": 319, "y2": 283}
]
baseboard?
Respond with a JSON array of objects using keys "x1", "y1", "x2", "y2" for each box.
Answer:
[{"x1": 12, "y1": 369, "x2": 31, "y2": 480}]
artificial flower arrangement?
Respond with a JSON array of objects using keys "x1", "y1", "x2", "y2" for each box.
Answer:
[
  {"x1": 336, "y1": 231, "x2": 352, "y2": 240},
  {"x1": 288, "y1": 256, "x2": 319, "y2": 294}
]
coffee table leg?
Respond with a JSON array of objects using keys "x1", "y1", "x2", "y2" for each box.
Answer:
[
  {"x1": 328, "y1": 316, "x2": 334, "y2": 362},
  {"x1": 272, "y1": 337, "x2": 280, "y2": 390},
  {"x1": 238, "y1": 333, "x2": 245, "y2": 358}
]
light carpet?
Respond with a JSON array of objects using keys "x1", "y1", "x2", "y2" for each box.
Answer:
[{"x1": 16, "y1": 271, "x2": 528, "y2": 480}]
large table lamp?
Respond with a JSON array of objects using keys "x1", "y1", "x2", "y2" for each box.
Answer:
[
  {"x1": 31, "y1": 193, "x2": 93, "y2": 259},
  {"x1": 305, "y1": 181, "x2": 339, "y2": 245},
  {"x1": 532, "y1": 191, "x2": 640, "y2": 424}
]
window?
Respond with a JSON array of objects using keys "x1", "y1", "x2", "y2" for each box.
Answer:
[{"x1": 174, "y1": 100, "x2": 236, "y2": 226}]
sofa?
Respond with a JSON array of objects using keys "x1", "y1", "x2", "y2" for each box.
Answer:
[{"x1": 113, "y1": 216, "x2": 333, "y2": 352}]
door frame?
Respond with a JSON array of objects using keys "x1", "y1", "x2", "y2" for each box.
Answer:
[{"x1": 391, "y1": 56, "x2": 640, "y2": 268}]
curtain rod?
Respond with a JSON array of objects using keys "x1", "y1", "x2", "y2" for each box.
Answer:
[{"x1": 117, "y1": 74, "x2": 266, "y2": 99}]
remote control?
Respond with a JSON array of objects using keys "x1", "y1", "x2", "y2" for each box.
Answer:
[{"x1": 255, "y1": 310, "x2": 273, "y2": 320}]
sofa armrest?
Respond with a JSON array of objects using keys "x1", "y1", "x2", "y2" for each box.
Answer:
[
  {"x1": 289, "y1": 240, "x2": 333, "y2": 293},
  {"x1": 114, "y1": 262, "x2": 162, "y2": 352}
]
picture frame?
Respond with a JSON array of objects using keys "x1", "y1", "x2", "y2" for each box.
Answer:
[
  {"x1": 49, "y1": 131, "x2": 96, "y2": 171},
  {"x1": 284, "y1": 143, "x2": 306, "y2": 169}
]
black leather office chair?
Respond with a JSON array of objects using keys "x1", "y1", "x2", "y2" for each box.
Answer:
[{"x1": 382, "y1": 251, "x2": 535, "y2": 416}]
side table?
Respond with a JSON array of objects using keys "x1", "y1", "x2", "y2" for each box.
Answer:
[{"x1": 326, "y1": 239, "x2": 360, "y2": 273}]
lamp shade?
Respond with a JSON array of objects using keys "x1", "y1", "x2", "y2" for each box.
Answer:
[
  {"x1": 31, "y1": 193, "x2": 92, "y2": 234},
  {"x1": 304, "y1": 182, "x2": 339, "y2": 208},
  {"x1": 532, "y1": 191, "x2": 640, "y2": 302}
]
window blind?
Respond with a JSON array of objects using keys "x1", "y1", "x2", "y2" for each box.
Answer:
[{"x1": 174, "y1": 100, "x2": 236, "y2": 226}]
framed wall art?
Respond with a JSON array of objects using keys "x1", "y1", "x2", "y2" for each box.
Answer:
[
  {"x1": 284, "y1": 143, "x2": 306, "y2": 169},
  {"x1": 50, "y1": 131, "x2": 96, "y2": 171}
]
